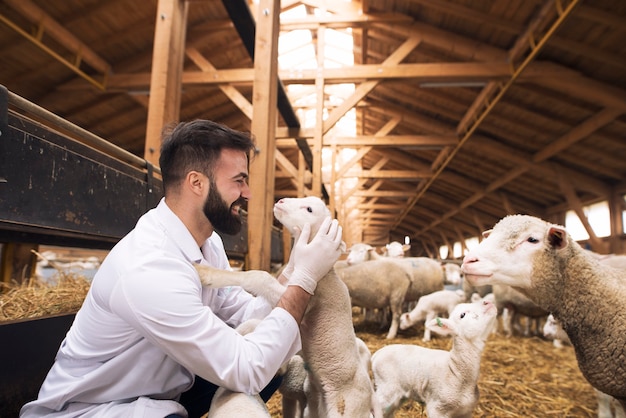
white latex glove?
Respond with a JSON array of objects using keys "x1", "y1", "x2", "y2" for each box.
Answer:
[{"x1": 284, "y1": 217, "x2": 343, "y2": 294}]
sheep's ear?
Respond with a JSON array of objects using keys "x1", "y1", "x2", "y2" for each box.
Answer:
[
  {"x1": 547, "y1": 226, "x2": 568, "y2": 250},
  {"x1": 340, "y1": 241, "x2": 347, "y2": 253},
  {"x1": 426, "y1": 317, "x2": 455, "y2": 336},
  {"x1": 402, "y1": 244, "x2": 411, "y2": 252},
  {"x1": 482, "y1": 229, "x2": 493, "y2": 238}
]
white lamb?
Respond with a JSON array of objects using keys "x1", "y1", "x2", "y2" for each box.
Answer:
[
  {"x1": 195, "y1": 196, "x2": 381, "y2": 418},
  {"x1": 399, "y1": 289, "x2": 465, "y2": 341},
  {"x1": 461, "y1": 214, "x2": 626, "y2": 410},
  {"x1": 372, "y1": 300, "x2": 497, "y2": 418},
  {"x1": 543, "y1": 313, "x2": 571, "y2": 348},
  {"x1": 280, "y1": 337, "x2": 372, "y2": 418}
]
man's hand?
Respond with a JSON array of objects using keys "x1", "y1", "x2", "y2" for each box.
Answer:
[{"x1": 283, "y1": 217, "x2": 343, "y2": 294}]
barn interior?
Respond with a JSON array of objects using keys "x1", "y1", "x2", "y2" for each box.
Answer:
[
  {"x1": 1, "y1": 0, "x2": 625, "y2": 273},
  {"x1": 0, "y1": 1, "x2": 625, "y2": 416}
]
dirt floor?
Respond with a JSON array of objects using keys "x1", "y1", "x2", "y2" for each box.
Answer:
[{"x1": 266, "y1": 315, "x2": 599, "y2": 417}]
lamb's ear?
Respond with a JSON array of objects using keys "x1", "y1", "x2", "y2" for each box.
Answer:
[
  {"x1": 547, "y1": 226, "x2": 568, "y2": 250},
  {"x1": 426, "y1": 317, "x2": 455, "y2": 336},
  {"x1": 482, "y1": 229, "x2": 493, "y2": 238},
  {"x1": 340, "y1": 241, "x2": 347, "y2": 253}
]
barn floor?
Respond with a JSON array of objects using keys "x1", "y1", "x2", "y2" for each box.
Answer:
[{"x1": 267, "y1": 314, "x2": 600, "y2": 417}]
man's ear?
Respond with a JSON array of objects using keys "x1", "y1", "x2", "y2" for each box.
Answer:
[{"x1": 187, "y1": 171, "x2": 207, "y2": 196}]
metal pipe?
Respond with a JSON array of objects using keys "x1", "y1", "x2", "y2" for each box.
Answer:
[{"x1": 6, "y1": 87, "x2": 159, "y2": 174}]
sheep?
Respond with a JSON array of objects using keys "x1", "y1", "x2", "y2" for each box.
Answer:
[
  {"x1": 195, "y1": 196, "x2": 382, "y2": 418},
  {"x1": 335, "y1": 259, "x2": 413, "y2": 339},
  {"x1": 280, "y1": 337, "x2": 372, "y2": 418},
  {"x1": 543, "y1": 313, "x2": 571, "y2": 348},
  {"x1": 399, "y1": 289, "x2": 466, "y2": 341},
  {"x1": 372, "y1": 299, "x2": 497, "y2": 418},
  {"x1": 442, "y1": 262, "x2": 463, "y2": 286},
  {"x1": 383, "y1": 241, "x2": 410, "y2": 258},
  {"x1": 343, "y1": 244, "x2": 446, "y2": 311},
  {"x1": 461, "y1": 214, "x2": 626, "y2": 409},
  {"x1": 492, "y1": 284, "x2": 548, "y2": 337},
  {"x1": 542, "y1": 316, "x2": 625, "y2": 418},
  {"x1": 278, "y1": 355, "x2": 308, "y2": 418}
]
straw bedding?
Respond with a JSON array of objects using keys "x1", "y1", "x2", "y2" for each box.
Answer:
[
  {"x1": 1, "y1": 279, "x2": 599, "y2": 417},
  {"x1": 266, "y1": 315, "x2": 599, "y2": 417},
  {"x1": 0, "y1": 273, "x2": 90, "y2": 321}
]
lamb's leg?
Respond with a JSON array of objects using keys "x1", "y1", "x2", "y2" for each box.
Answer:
[
  {"x1": 422, "y1": 311, "x2": 437, "y2": 342},
  {"x1": 195, "y1": 265, "x2": 285, "y2": 306}
]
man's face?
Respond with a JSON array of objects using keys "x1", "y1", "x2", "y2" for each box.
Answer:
[
  {"x1": 203, "y1": 148, "x2": 250, "y2": 235},
  {"x1": 203, "y1": 180, "x2": 246, "y2": 235}
]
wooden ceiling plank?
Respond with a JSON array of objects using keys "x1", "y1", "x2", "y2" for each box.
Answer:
[
  {"x1": 4, "y1": 0, "x2": 111, "y2": 75},
  {"x1": 392, "y1": 0, "x2": 582, "y2": 233},
  {"x1": 326, "y1": 135, "x2": 458, "y2": 147}
]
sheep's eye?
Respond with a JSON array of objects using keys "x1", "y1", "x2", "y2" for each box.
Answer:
[
  {"x1": 306, "y1": 207, "x2": 313, "y2": 213},
  {"x1": 460, "y1": 312, "x2": 466, "y2": 319},
  {"x1": 527, "y1": 237, "x2": 539, "y2": 243}
]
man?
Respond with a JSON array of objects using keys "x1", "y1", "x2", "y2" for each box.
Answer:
[{"x1": 21, "y1": 119, "x2": 343, "y2": 417}]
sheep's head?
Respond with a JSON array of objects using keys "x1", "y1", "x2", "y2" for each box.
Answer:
[
  {"x1": 461, "y1": 214, "x2": 570, "y2": 289},
  {"x1": 346, "y1": 243, "x2": 374, "y2": 265},
  {"x1": 385, "y1": 241, "x2": 409, "y2": 258},
  {"x1": 273, "y1": 196, "x2": 331, "y2": 237}
]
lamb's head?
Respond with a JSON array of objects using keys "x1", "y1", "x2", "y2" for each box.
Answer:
[
  {"x1": 461, "y1": 214, "x2": 569, "y2": 289},
  {"x1": 273, "y1": 196, "x2": 331, "y2": 238},
  {"x1": 427, "y1": 300, "x2": 497, "y2": 342},
  {"x1": 346, "y1": 243, "x2": 374, "y2": 265},
  {"x1": 385, "y1": 241, "x2": 409, "y2": 258}
]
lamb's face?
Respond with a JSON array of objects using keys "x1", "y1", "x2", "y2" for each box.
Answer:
[
  {"x1": 273, "y1": 196, "x2": 330, "y2": 236},
  {"x1": 429, "y1": 300, "x2": 497, "y2": 341},
  {"x1": 385, "y1": 241, "x2": 406, "y2": 258},
  {"x1": 346, "y1": 243, "x2": 373, "y2": 265},
  {"x1": 461, "y1": 215, "x2": 567, "y2": 289}
]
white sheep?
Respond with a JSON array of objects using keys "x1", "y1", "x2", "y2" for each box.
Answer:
[
  {"x1": 543, "y1": 313, "x2": 571, "y2": 348},
  {"x1": 461, "y1": 214, "x2": 626, "y2": 409},
  {"x1": 279, "y1": 336, "x2": 372, "y2": 418},
  {"x1": 442, "y1": 262, "x2": 463, "y2": 286},
  {"x1": 343, "y1": 245, "x2": 446, "y2": 314},
  {"x1": 372, "y1": 300, "x2": 497, "y2": 418},
  {"x1": 383, "y1": 241, "x2": 410, "y2": 258},
  {"x1": 335, "y1": 259, "x2": 413, "y2": 339},
  {"x1": 399, "y1": 289, "x2": 466, "y2": 341},
  {"x1": 279, "y1": 355, "x2": 308, "y2": 418},
  {"x1": 196, "y1": 196, "x2": 382, "y2": 418}
]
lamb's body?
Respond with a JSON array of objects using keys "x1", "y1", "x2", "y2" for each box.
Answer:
[
  {"x1": 399, "y1": 289, "x2": 465, "y2": 341},
  {"x1": 196, "y1": 196, "x2": 381, "y2": 418},
  {"x1": 372, "y1": 300, "x2": 497, "y2": 418},
  {"x1": 462, "y1": 214, "x2": 626, "y2": 407}
]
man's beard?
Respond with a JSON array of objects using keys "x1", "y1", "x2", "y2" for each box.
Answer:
[{"x1": 203, "y1": 185, "x2": 246, "y2": 235}]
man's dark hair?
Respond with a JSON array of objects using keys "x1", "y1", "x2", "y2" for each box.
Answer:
[{"x1": 159, "y1": 119, "x2": 256, "y2": 194}]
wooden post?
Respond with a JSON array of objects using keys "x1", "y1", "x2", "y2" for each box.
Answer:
[
  {"x1": 247, "y1": 0, "x2": 280, "y2": 271},
  {"x1": 144, "y1": 0, "x2": 188, "y2": 166}
]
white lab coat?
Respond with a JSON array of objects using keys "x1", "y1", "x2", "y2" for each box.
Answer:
[{"x1": 20, "y1": 198, "x2": 300, "y2": 417}]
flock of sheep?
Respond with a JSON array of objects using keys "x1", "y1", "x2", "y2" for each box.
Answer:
[{"x1": 196, "y1": 196, "x2": 625, "y2": 418}]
